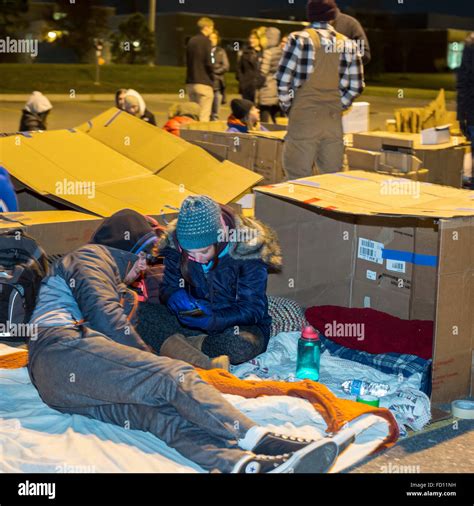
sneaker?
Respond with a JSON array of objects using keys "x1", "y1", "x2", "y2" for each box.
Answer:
[
  {"x1": 252, "y1": 432, "x2": 316, "y2": 456},
  {"x1": 235, "y1": 439, "x2": 339, "y2": 474}
]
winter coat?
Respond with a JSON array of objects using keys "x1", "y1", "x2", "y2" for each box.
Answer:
[
  {"x1": 186, "y1": 33, "x2": 214, "y2": 87},
  {"x1": 19, "y1": 110, "x2": 49, "y2": 132},
  {"x1": 256, "y1": 28, "x2": 283, "y2": 107},
  {"x1": 158, "y1": 210, "x2": 282, "y2": 341},
  {"x1": 237, "y1": 46, "x2": 265, "y2": 101},
  {"x1": 123, "y1": 89, "x2": 156, "y2": 126},
  {"x1": 0, "y1": 166, "x2": 19, "y2": 212},
  {"x1": 331, "y1": 12, "x2": 371, "y2": 65},
  {"x1": 226, "y1": 115, "x2": 269, "y2": 134},
  {"x1": 457, "y1": 33, "x2": 474, "y2": 126},
  {"x1": 163, "y1": 116, "x2": 196, "y2": 137},
  {"x1": 142, "y1": 108, "x2": 157, "y2": 126},
  {"x1": 19, "y1": 91, "x2": 52, "y2": 132},
  {"x1": 212, "y1": 46, "x2": 230, "y2": 93},
  {"x1": 29, "y1": 243, "x2": 150, "y2": 364}
]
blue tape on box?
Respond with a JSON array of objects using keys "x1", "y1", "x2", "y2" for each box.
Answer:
[{"x1": 382, "y1": 249, "x2": 438, "y2": 267}]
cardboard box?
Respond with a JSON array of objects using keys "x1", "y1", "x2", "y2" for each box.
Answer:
[
  {"x1": 255, "y1": 171, "x2": 474, "y2": 403},
  {"x1": 421, "y1": 125, "x2": 451, "y2": 145},
  {"x1": 353, "y1": 131, "x2": 467, "y2": 187},
  {"x1": 342, "y1": 102, "x2": 370, "y2": 134},
  {"x1": 347, "y1": 148, "x2": 428, "y2": 181},
  {"x1": 180, "y1": 124, "x2": 286, "y2": 185},
  {"x1": 0, "y1": 211, "x2": 103, "y2": 256}
]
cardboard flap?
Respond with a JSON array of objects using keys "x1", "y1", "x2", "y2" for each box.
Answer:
[
  {"x1": 157, "y1": 146, "x2": 262, "y2": 202},
  {"x1": 77, "y1": 108, "x2": 261, "y2": 202}
]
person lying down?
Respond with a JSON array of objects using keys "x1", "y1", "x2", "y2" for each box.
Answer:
[{"x1": 27, "y1": 208, "x2": 336, "y2": 473}]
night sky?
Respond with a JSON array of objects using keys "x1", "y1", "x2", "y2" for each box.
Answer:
[{"x1": 103, "y1": 0, "x2": 474, "y2": 18}]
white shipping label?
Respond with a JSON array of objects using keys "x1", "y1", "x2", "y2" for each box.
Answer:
[
  {"x1": 366, "y1": 270, "x2": 377, "y2": 280},
  {"x1": 358, "y1": 238, "x2": 384, "y2": 264},
  {"x1": 386, "y1": 259, "x2": 406, "y2": 273}
]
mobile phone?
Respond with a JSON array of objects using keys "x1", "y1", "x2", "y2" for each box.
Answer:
[{"x1": 179, "y1": 308, "x2": 205, "y2": 318}]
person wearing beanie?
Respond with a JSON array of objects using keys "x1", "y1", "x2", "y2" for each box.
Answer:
[
  {"x1": 123, "y1": 89, "x2": 157, "y2": 125},
  {"x1": 226, "y1": 98, "x2": 268, "y2": 133},
  {"x1": 277, "y1": 0, "x2": 365, "y2": 180},
  {"x1": 136, "y1": 195, "x2": 282, "y2": 370},
  {"x1": 28, "y1": 208, "x2": 330, "y2": 475},
  {"x1": 19, "y1": 91, "x2": 53, "y2": 132}
]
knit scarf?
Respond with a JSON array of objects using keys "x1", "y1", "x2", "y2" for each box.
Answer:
[{"x1": 227, "y1": 115, "x2": 249, "y2": 133}]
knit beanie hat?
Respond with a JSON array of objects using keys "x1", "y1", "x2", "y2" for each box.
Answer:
[
  {"x1": 307, "y1": 0, "x2": 340, "y2": 23},
  {"x1": 90, "y1": 208, "x2": 157, "y2": 254},
  {"x1": 230, "y1": 98, "x2": 254, "y2": 120},
  {"x1": 176, "y1": 196, "x2": 223, "y2": 251}
]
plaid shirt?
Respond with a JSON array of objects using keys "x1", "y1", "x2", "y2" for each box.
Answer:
[{"x1": 276, "y1": 22, "x2": 365, "y2": 112}]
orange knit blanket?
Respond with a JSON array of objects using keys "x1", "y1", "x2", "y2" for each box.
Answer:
[
  {"x1": 1, "y1": 349, "x2": 399, "y2": 450},
  {"x1": 197, "y1": 368, "x2": 399, "y2": 450}
]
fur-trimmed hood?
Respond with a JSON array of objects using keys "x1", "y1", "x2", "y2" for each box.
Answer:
[{"x1": 158, "y1": 213, "x2": 282, "y2": 271}]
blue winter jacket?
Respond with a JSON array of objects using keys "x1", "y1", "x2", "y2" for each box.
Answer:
[{"x1": 158, "y1": 211, "x2": 282, "y2": 342}]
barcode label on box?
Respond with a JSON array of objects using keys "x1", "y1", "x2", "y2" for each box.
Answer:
[
  {"x1": 386, "y1": 259, "x2": 406, "y2": 273},
  {"x1": 358, "y1": 238, "x2": 384, "y2": 264},
  {"x1": 367, "y1": 270, "x2": 377, "y2": 280}
]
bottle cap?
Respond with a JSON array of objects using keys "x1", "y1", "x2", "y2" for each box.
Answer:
[{"x1": 301, "y1": 325, "x2": 319, "y2": 340}]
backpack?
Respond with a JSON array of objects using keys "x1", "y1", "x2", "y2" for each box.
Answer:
[{"x1": 0, "y1": 231, "x2": 48, "y2": 337}]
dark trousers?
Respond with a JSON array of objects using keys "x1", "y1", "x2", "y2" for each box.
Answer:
[
  {"x1": 259, "y1": 105, "x2": 281, "y2": 124},
  {"x1": 27, "y1": 326, "x2": 255, "y2": 473},
  {"x1": 136, "y1": 303, "x2": 267, "y2": 365}
]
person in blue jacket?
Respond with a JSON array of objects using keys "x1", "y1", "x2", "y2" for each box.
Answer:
[
  {"x1": 137, "y1": 195, "x2": 282, "y2": 368},
  {"x1": 0, "y1": 166, "x2": 19, "y2": 212}
]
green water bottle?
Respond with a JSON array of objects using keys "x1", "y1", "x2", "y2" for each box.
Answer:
[{"x1": 296, "y1": 325, "x2": 321, "y2": 381}]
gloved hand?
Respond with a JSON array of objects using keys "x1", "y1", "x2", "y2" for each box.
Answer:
[
  {"x1": 178, "y1": 301, "x2": 214, "y2": 331},
  {"x1": 167, "y1": 289, "x2": 197, "y2": 315}
]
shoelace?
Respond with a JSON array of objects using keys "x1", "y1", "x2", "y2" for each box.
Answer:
[{"x1": 273, "y1": 433, "x2": 311, "y2": 444}]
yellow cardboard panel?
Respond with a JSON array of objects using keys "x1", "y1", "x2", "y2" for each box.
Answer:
[
  {"x1": 78, "y1": 109, "x2": 262, "y2": 202},
  {"x1": 77, "y1": 108, "x2": 189, "y2": 173},
  {"x1": 17, "y1": 130, "x2": 150, "y2": 184},
  {"x1": 0, "y1": 211, "x2": 100, "y2": 225},
  {"x1": 158, "y1": 147, "x2": 263, "y2": 202},
  {"x1": 98, "y1": 175, "x2": 194, "y2": 215}
]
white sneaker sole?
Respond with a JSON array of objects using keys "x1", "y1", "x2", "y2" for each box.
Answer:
[{"x1": 269, "y1": 440, "x2": 339, "y2": 474}]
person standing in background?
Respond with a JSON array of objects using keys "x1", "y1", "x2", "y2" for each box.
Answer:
[
  {"x1": 277, "y1": 0, "x2": 364, "y2": 180},
  {"x1": 236, "y1": 28, "x2": 266, "y2": 102},
  {"x1": 256, "y1": 27, "x2": 283, "y2": 124},
  {"x1": 331, "y1": 8, "x2": 371, "y2": 65},
  {"x1": 186, "y1": 17, "x2": 215, "y2": 122},
  {"x1": 209, "y1": 30, "x2": 230, "y2": 121},
  {"x1": 457, "y1": 32, "x2": 474, "y2": 189}
]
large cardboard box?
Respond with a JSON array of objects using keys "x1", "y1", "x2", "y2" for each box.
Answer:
[
  {"x1": 254, "y1": 171, "x2": 474, "y2": 404},
  {"x1": 352, "y1": 131, "x2": 467, "y2": 188},
  {"x1": 180, "y1": 124, "x2": 286, "y2": 185}
]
